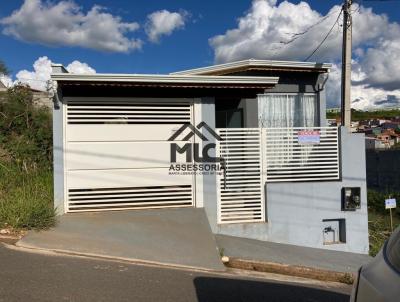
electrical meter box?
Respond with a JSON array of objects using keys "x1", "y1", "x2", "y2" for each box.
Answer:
[{"x1": 342, "y1": 187, "x2": 361, "y2": 211}]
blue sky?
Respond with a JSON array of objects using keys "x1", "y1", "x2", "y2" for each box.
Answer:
[
  {"x1": 0, "y1": 0, "x2": 399, "y2": 74},
  {"x1": 1, "y1": 0, "x2": 400, "y2": 108}
]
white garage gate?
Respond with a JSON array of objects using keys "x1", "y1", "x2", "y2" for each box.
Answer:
[{"x1": 63, "y1": 98, "x2": 195, "y2": 213}]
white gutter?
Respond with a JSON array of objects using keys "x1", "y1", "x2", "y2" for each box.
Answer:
[
  {"x1": 171, "y1": 59, "x2": 332, "y2": 75},
  {"x1": 51, "y1": 73, "x2": 279, "y2": 85}
]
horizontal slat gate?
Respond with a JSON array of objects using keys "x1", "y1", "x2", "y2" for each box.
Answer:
[
  {"x1": 216, "y1": 127, "x2": 340, "y2": 224},
  {"x1": 65, "y1": 100, "x2": 195, "y2": 212},
  {"x1": 66, "y1": 101, "x2": 192, "y2": 124},
  {"x1": 264, "y1": 127, "x2": 340, "y2": 182},
  {"x1": 216, "y1": 129, "x2": 265, "y2": 224}
]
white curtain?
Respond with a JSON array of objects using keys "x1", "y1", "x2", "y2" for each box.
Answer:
[{"x1": 258, "y1": 94, "x2": 318, "y2": 128}]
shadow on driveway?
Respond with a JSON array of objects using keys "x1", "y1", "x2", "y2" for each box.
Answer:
[{"x1": 194, "y1": 277, "x2": 349, "y2": 302}]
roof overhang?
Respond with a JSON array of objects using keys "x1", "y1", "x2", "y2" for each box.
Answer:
[
  {"x1": 171, "y1": 59, "x2": 332, "y2": 76},
  {"x1": 52, "y1": 73, "x2": 279, "y2": 89}
]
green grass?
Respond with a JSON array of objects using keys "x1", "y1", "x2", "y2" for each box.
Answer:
[
  {"x1": 368, "y1": 210, "x2": 400, "y2": 256},
  {"x1": 0, "y1": 163, "x2": 56, "y2": 230}
]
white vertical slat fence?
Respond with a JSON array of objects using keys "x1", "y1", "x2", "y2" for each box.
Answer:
[{"x1": 216, "y1": 128, "x2": 265, "y2": 224}]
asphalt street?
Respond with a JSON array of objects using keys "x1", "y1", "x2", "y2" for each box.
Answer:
[{"x1": 0, "y1": 244, "x2": 350, "y2": 302}]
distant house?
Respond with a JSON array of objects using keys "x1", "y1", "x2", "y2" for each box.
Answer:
[
  {"x1": 0, "y1": 81, "x2": 52, "y2": 108},
  {"x1": 379, "y1": 119, "x2": 392, "y2": 126},
  {"x1": 326, "y1": 118, "x2": 337, "y2": 126},
  {"x1": 376, "y1": 133, "x2": 395, "y2": 148},
  {"x1": 372, "y1": 127, "x2": 382, "y2": 135},
  {"x1": 0, "y1": 81, "x2": 7, "y2": 92},
  {"x1": 381, "y1": 122, "x2": 400, "y2": 131},
  {"x1": 383, "y1": 130, "x2": 400, "y2": 144},
  {"x1": 351, "y1": 121, "x2": 359, "y2": 133},
  {"x1": 30, "y1": 88, "x2": 52, "y2": 108},
  {"x1": 365, "y1": 137, "x2": 387, "y2": 150}
]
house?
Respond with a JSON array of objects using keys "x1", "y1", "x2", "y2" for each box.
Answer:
[
  {"x1": 376, "y1": 133, "x2": 395, "y2": 148},
  {"x1": 31, "y1": 88, "x2": 52, "y2": 108},
  {"x1": 381, "y1": 121, "x2": 400, "y2": 131},
  {"x1": 351, "y1": 121, "x2": 359, "y2": 133},
  {"x1": 0, "y1": 80, "x2": 7, "y2": 92},
  {"x1": 371, "y1": 127, "x2": 382, "y2": 135},
  {"x1": 51, "y1": 59, "x2": 369, "y2": 254},
  {"x1": 365, "y1": 136, "x2": 388, "y2": 150},
  {"x1": 0, "y1": 80, "x2": 52, "y2": 108},
  {"x1": 326, "y1": 119, "x2": 337, "y2": 127},
  {"x1": 383, "y1": 130, "x2": 400, "y2": 144}
]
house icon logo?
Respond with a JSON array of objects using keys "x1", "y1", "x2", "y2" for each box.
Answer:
[
  {"x1": 168, "y1": 122, "x2": 223, "y2": 165},
  {"x1": 168, "y1": 121, "x2": 222, "y2": 142}
]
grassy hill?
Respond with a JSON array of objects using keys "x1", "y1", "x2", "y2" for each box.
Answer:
[{"x1": 327, "y1": 109, "x2": 400, "y2": 121}]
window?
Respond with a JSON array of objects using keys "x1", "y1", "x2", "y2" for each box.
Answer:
[
  {"x1": 258, "y1": 93, "x2": 319, "y2": 128},
  {"x1": 216, "y1": 109, "x2": 244, "y2": 128},
  {"x1": 215, "y1": 99, "x2": 244, "y2": 128}
]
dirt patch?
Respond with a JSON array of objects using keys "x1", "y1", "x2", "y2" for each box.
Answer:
[
  {"x1": 224, "y1": 257, "x2": 355, "y2": 285},
  {"x1": 0, "y1": 227, "x2": 25, "y2": 244}
]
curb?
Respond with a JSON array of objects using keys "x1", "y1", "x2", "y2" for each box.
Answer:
[
  {"x1": 0, "y1": 235, "x2": 20, "y2": 244},
  {"x1": 12, "y1": 241, "x2": 227, "y2": 273},
  {"x1": 224, "y1": 257, "x2": 355, "y2": 284}
]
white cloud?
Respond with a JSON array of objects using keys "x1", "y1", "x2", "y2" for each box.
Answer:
[
  {"x1": 146, "y1": 10, "x2": 188, "y2": 43},
  {"x1": 15, "y1": 56, "x2": 52, "y2": 91},
  {"x1": 14, "y1": 56, "x2": 96, "y2": 91},
  {"x1": 1, "y1": 0, "x2": 142, "y2": 53},
  {"x1": 0, "y1": 75, "x2": 13, "y2": 88},
  {"x1": 209, "y1": 0, "x2": 400, "y2": 109},
  {"x1": 66, "y1": 61, "x2": 96, "y2": 74},
  {"x1": 354, "y1": 38, "x2": 400, "y2": 91},
  {"x1": 327, "y1": 64, "x2": 400, "y2": 110}
]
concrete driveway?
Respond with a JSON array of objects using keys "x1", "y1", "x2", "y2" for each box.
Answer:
[{"x1": 17, "y1": 208, "x2": 225, "y2": 271}]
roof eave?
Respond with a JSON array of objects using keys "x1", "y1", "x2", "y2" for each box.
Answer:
[
  {"x1": 171, "y1": 59, "x2": 332, "y2": 75},
  {"x1": 51, "y1": 73, "x2": 279, "y2": 86}
]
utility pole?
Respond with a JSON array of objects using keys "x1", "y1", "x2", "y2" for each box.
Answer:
[{"x1": 341, "y1": 0, "x2": 352, "y2": 129}]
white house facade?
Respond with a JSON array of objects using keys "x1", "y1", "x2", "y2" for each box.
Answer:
[{"x1": 51, "y1": 59, "x2": 369, "y2": 254}]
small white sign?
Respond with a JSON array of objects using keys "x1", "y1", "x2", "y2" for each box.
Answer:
[
  {"x1": 385, "y1": 198, "x2": 397, "y2": 209},
  {"x1": 298, "y1": 130, "x2": 320, "y2": 145}
]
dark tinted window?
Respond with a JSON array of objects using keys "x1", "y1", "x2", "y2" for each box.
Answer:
[{"x1": 386, "y1": 227, "x2": 400, "y2": 273}]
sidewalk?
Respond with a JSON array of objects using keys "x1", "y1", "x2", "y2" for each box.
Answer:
[
  {"x1": 216, "y1": 234, "x2": 372, "y2": 282},
  {"x1": 17, "y1": 208, "x2": 225, "y2": 271}
]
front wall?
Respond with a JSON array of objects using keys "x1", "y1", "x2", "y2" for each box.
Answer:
[
  {"x1": 216, "y1": 128, "x2": 369, "y2": 254},
  {"x1": 53, "y1": 92, "x2": 65, "y2": 215}
]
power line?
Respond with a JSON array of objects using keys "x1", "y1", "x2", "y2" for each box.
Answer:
[
  {"x1": 304, "y1": 6, "x2": 344, "y2": 61},
  {"x1": 280, "y1": 9, "x2": 339, "y2": 45}
]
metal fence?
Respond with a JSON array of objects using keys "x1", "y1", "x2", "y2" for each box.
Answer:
[
  {"x1": 264, "y1": 127, "x2": 340, "y2": 182},
  {"x1": 216, "y1": 127, "x2": 340, "y2": 224}
]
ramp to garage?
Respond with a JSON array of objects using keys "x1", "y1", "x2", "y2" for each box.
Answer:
[{"x1": 17, "y1": 208, "x2": 225, "y2": 271}]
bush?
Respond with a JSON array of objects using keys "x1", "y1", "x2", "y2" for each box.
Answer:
[
  {"x1": 0, "y1": 164, "x2": 56, "y2": 229},
  {"x1": 0, "y1": 84, "x2": 52, "y2": 171},
  {"x1": 0, "y1": 84, "x2": 55, "y2": 230},
  {"x1": 368, "y1": 189, "x2": 400, "y2": 217},
  {"x1": 368, "y1": 190, "x2": 400, "y2": 256},
  {"x1": 368, "y1": 211, "x2": 400, "y2": 256}
]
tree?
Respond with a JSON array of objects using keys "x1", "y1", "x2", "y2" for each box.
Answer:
[{"x1": 0, "y1": 60, "x2": 10, "y2": 76}]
